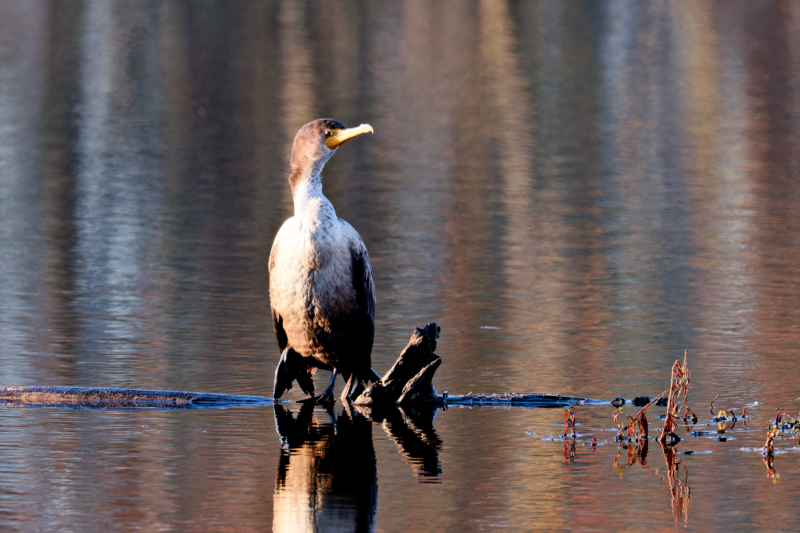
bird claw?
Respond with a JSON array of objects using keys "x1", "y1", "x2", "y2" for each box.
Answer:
[
  {"x1": 341, "y1": 373, "x2": 360, "y2": 403},
  {"x1": 281, "y1": 365, "x2": 378, "y2": 404},
  {"x1": 298, "y1": 392, "x2": 336, "y2": 406}
]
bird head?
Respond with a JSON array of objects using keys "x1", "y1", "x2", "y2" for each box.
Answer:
[{"x1": 290, "y1": 119, "x2": 374, "y2": 172}]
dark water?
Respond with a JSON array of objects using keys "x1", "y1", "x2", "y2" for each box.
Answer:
[{"x1": 1, "y1": 1, "x2": 799, "y2": 531}]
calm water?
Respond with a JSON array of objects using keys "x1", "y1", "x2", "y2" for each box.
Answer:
[{"x1": 1, "y1": 1, "x2": 799, "y2": 531}]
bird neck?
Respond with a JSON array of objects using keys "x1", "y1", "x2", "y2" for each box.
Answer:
[
  {"x1": 290, "y1": 166, "x2": 331, "y2": 217},
  {"x1": 288, "y1": 145, "x2": 336, "y2": 217}
]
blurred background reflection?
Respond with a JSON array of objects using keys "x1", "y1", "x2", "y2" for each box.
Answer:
[{"x1": 0, "y1": 0, "x2": 798, "y2": 531}]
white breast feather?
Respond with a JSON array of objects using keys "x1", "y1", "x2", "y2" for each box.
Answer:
[{"x1": 269, "y1": 198, "x2": 360, "y2": 357}]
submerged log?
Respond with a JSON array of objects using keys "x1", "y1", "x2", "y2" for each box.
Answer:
[
  {"x1": 443, "y1": 392, "x2": 604, "y2": 407},
  {"x1": 0, "y1": 386, "x2": 601, "y2": 409}
]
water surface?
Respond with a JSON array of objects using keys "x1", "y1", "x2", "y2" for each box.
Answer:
[{"x1": 1, "y1": 1, "x2": 799, "y2": 531}]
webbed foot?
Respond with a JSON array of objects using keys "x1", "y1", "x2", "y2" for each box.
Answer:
[
  {"x1": 273, "y1": 347, "x2": 304, "y2": 400},
  {"x1": 296, "y1": 366, "x2": 315, "y2": 396}
]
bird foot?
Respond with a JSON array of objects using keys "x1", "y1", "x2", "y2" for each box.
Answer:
[
  {"x1": 298, "y1": 392, "x2": 336, "y2": 406},
  {"x1": 297, "y1": 369, "x2": 338, "y2": 405},
  {"x1": 274, "y1": 348, "x2": 315, "y2": 399},
  {"x1": 273, "y1": 348, "x2": 299, "y2": 399}
]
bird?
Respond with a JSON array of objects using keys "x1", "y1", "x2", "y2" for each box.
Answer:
[{"x1": 269, "y1": 118, "x2": 380, "y2": 404}]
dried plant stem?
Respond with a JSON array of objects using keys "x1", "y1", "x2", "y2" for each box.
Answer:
[
  {"x1": 562, "y1": 406, "x2": 577, "y2": 437},
  {"x1": 659, "y1": 351, "x2": 691, "y2": 445}
]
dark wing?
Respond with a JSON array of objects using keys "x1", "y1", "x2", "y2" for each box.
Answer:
[
  {"x1": 346, "y1": 224, "x2": 376, "y2": 369},
  {"x1": 351, "y1": 244, "x2": 376, "y2": 323}
]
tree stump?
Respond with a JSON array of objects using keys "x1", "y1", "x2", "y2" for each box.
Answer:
[{"x1": 354, "y1": 323, "x2": 442, "y2": 406}]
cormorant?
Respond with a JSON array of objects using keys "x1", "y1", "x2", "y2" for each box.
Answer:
[{"x1": 269, "y1": 119, "x2": 379, "y2": 403}]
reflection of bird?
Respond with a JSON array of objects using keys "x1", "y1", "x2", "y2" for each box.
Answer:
[
  {"x1": 270, "y1": 119, "x2": 380, "y2": 403},
  {"x1": 272, "y1": 403, "x2": 378, "y2": 533}
]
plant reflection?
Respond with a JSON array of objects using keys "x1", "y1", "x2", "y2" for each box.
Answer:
[
  {"x1": 661, "y1": 443, "x2": 691, "y2": 526},
  {"x1": 614, "y1": 436, "x2": 649, "y2": 471},
  {"x1": 614, "y1": 440, "x2": 690, "y2": 525},
  {"x1": 272, "y1": 402, "x2": 442, "y2": 532},
  {"x1": 563, "y1": 436, "x2": 577, "y2": 464},
  {"x1": 763, "y1": 453, "x2": 778, "y2": 482}
]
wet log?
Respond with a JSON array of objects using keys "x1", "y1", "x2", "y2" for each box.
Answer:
[{"x1": 0, "y1": 386, "x2": 271, "y2": 408}]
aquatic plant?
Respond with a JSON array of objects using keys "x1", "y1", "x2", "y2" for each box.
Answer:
[
  {"x1": 562, "y1": 406, "x2": 577, "y2": 438},
  {"x1": 659, "y1": 351, "x2": 692, "y2": 445}
]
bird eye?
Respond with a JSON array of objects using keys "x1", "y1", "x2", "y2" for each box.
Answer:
[{"x1": 325, "y1": 131, "x2": 333, "y2": 138}]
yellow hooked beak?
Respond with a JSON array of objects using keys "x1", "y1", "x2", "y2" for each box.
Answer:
[{"x1": 324, "y1": 123, "x2": 374, "y2": 149}]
